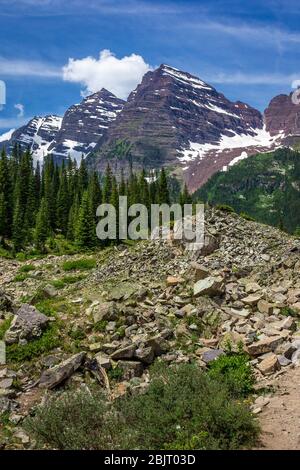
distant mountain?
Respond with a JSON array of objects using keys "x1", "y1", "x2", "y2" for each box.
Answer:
[
  {"x1": 2, "y1": 64, "x2": 300, "y2": 192},
  {"x1": 89, "y1": 64, "x2": 269, "y2": 190},
  {"x1": 195, "y1": 147, "x2": 300, "y2": 234},
  {"x1": 2, "y1": 115, "x2": 62, "y2": 161},
  {"x1": 48, "y1": 89, "x2": 125, "y2": 163},
  {"x1": 1, "y1": 89, "x2": 124, "y2": 163}
]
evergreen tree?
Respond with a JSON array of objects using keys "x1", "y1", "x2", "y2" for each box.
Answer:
[
  {"x1": 75, "y1": 191, "x2": 96, "y2": 248},
  {"x1": 35, "y1": 198, "x2": 50, "y2": 252},
  {"x1": 103, "y1": 164, "x2": 113, "y2": 203},
  {"x1": 158, "y1": 167, "x2": 170, "y2": 205},
  {"x1": 56, "y1": 162, "x2": 70, "y2": 235},
  {"x1": 0, "y1": 149, "x2": 13, "y2": 238}
]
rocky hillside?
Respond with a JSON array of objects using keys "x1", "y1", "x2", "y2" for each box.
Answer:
[
  {"x1": 195, "y1": 147, "x2": 300, "y2": 233},
  {"x1": 1, "y1": 208, "x2": 300, "y2": 448}
]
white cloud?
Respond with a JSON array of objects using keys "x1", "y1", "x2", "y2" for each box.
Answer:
[
  {"x1": 62, "y1": 49, "x2": 152, "y2": 99},
  {"x1": 14, "y1": 103, "x2": 25, "y2": 117},
  {"x1": 0, "y1": 57, "x2": 61, "y2": 78}
]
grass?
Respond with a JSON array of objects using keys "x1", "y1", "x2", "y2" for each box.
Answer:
[
  {"x1": 6, "y1": 323, "x2": 61, "y2": 363},
  {"x1": 24, "y1": 362, "x2": 259, "y2": 450},
  {"x1": 18, "y1": 264, "x2": 35, "y2": 273},
  {"x1": 281, "y1": 306, "x2": 300, "y2": 318},
  {"x1": 62, "y1": 258, "x2": 96, "y2": 272},
  {"x1": 13, "y1": 273, "x2": 30, "y2": 282},
  {"x1": 51, "y1": 275, "x2": 85, "y2": 289},
  {"x1": 0, "y1": 317, "x2": 12, "y2": 340}
]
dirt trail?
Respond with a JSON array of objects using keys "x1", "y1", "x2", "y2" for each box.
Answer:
[{"x1": 258, "y1": 366, "x2": 300, "y2": 450}]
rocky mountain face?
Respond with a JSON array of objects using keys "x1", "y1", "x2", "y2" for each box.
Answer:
[
  {"x1": 2, "y1": 115, "x2": 63, "y2": 161},
  {"x1": 264, "y1": 92, "x2": 300, "y2": 141},
  {"x1": 1, "y1": 208, "x2": 300, "y2": 447},
  {"x1": 90, "y1": 64, "x2": 265, "y2": 188},
  {"x1": 1, "y1": 89, "x2": 124, "y2": 164},
  {"x1": 47, "y1": 89, "x2": 125, "y2": 164}
]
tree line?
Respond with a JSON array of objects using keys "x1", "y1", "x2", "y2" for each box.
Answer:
[{"x1": 0, "y1": 146, "x2": 191, "y2": 253}]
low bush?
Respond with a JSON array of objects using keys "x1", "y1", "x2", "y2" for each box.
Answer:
[
  {"x1": 25, "y1": 362, "x2": 259, "y2": 450},
  {"x1": 51, "y1": 275, "x2": 85, "y2": 289},
  {"x1": 62, "y1": 258, "x2": 96, "y2": 272},
  {"x1": 6, "y1": 323, "x2": 60, "y2": 363},
  {"x1": 207, "y1": 353, "x2": 255, "y2": 398},
  {"x1": 215, "y1": 204, "x2": 235, "y2": 213}
]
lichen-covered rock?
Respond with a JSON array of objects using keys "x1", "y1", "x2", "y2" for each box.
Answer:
[
  {"x1": 4, "y1": 304, "x2": 49, "y2": 345},
  {"x1": 39, "y1": 352, "x2": 86, "y2": 389}
]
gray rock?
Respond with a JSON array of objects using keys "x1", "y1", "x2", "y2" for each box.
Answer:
[
  {"x1": 118, "y1": 361, "x2": 144, "y2": 380},
  {"x1": 39, "y1": 352, "x2": 86, "y2": 389},
  {"x1": 41, "y1": 285, "x2": 58, "y2": 299},
  {"x1": 278, "y1": 355, "x2": 292, "y2": 367},
  {"x1": 202, "y1": 349, "x2": 224, "y2": 364},
  {"x1": 194, "y1": 276, "x2": 224, "y2": 297},
  {"x1": 110, "y1": 344, "x2": 136, "y2": 360},
  {"x1": 94, "y1": 354, "x2": 111, "y2": 370},
  {"x1": 93, "y1": 302, "x2": 118, "y2": 323},
  {"x1": 4, "y1": 304, "x2": 49, "y2": 345},
  {"x1": 135, "y1": 346, "x2": 155, "y2": 364}
]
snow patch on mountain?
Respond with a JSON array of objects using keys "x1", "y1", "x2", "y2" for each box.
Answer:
[
  {"x1": 179, "y1": 126, "x2": 286, "y2": 164},
  {"x1": 0, "y1": 129, "x2": 15, "y2": 142}
]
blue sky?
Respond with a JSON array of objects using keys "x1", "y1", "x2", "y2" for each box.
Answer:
[{"x1": 1, "y1": 0, "x2": 300, "y2": 132}]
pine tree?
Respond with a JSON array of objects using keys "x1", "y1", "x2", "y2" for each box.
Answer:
[
  {"x1": 12, "y1": 199, "x2": 25, "y2": 252},
  {"x1": 180, "y1": 183, "x2": 192, "y2": 206},
  {"x1": 75, "y1": 191, "x2": 96, "y2": 249},
  {"x1": 103, "y1": 164, "x2": 113, "y2": 203},
  {"x1": 56, "y1": 162, "x2": 70, "y2": 235},
  {"x1": 158, "y1": 167, "x2": 170, "y2": 205},
  {"x1": 0, "y1": 149, "x2": 13, "y2": 239},
  {"x1": 35, "y1": 197, "x2": 50, "y2": 252},
  {"x1": 67, "y1": 195, "x2": 80, "y2": 241}
]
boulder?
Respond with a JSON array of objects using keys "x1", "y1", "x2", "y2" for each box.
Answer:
[
  {"x1": 134, "y1": 346, "x2": 155, "y2": 364},
  {"x1": 247, "y1": 336, "x2": 283, "y2": 356},
  {"x1": 241, "y1": 293, "x2": 262, "y2": 306},
  {"x1": 41, "y1": 285, "x2": 58, "y2": 299},
  {"x1": 92, "y1": 302, "x2": 118, "y2": 323},
  {"x1": 4, "y1": 304, "x2": 49, "y2": 345},
  {"x1": 257, "y1": 300, "x2": 273, "y2": 315},
  {"x1": 39, "y1": 352, "x2": 86, "y2": 389},
  {"x1": 117, "y1": 361, "x2": 144, "y2": 380},
  {"x1": 202, "y1": 349, "x2": 224, "y2": 364},
  {"x1": 110, "y1": 344, "x2": 136, "y2": 360},
  {"x1": 94, "y1": 354, "x2": 111, "y2": 370},
  {"x1": 257, "y1": 354, "x2": 280, "y2": 375},
  {"x1": 145, "y1": 334, "x2": 170, "y2": 356},
  {"x1": 166, "y1": 276, "x2": 184, "y2": 287},
  {"x1": 190, "y1": 262, "x2": 210, "y2": 281},
  {"x1": 0, "y1": 289, "x2": 13, "y2": 312},
  {"x1": 194, "y1": 276, "x2": 224, "y2": 297}
]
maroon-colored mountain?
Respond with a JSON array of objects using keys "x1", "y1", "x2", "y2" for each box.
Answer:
[{"x1": 89, "y1": 64, "x2": 266, "y2": 190}]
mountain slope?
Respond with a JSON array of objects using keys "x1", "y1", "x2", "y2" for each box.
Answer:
[
  {"x1": 48, "y1": 88, "x2": 125, "y2": 163},
  {"x1": 195, "y1": 147, "x2": 300, "y2": 233},
  {"x1": 89, "y1": 64, "x2": 266, "y2": 188},
  {"x1": 2, "y1": 115, "x2": 62, "y2": 161},
  {"x1": 1, "y1": 89, "x2": 124, "y2": 163}
]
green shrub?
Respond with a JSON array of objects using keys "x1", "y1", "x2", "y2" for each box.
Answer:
[
  {"x1": 208, "y1": 353, "x2": 255, "y2": 398},
  {"x1": 51, "y1": 275, "x2": 85, "y2": 289},
  {"x1": 117, "y1": 363, "x2": 258, "y2": 450},
  {"x1": 280, "y1": 306, "x2": 300, "y2": 318},
  {"x1": 62, "y1": 258, "x2": 96, "y2": 272},
  {"x1": 215, "y1": 204, "x2": 235, "y2": 213},
  {"x1": 24, "y1": 363, "x2": 259, "y2": 450},
  {"x1": 18, "y1": 264, "x2": 35, "y2": 273},
  {"x1": 13, "y1": 273, "x2": 29, "y2": 282},
  {"x1": 240, "y1": 212, "x2": 255, "y2": 222},
  {"x1": 0, "y1": 317, "x2": 12, "y2": 340},
  {"x1": 24, "y1": 389, "x2": 116, "y2": 450},
  {"x1": 6, "y1": 323, "x2": 60, "y2": 363}
]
